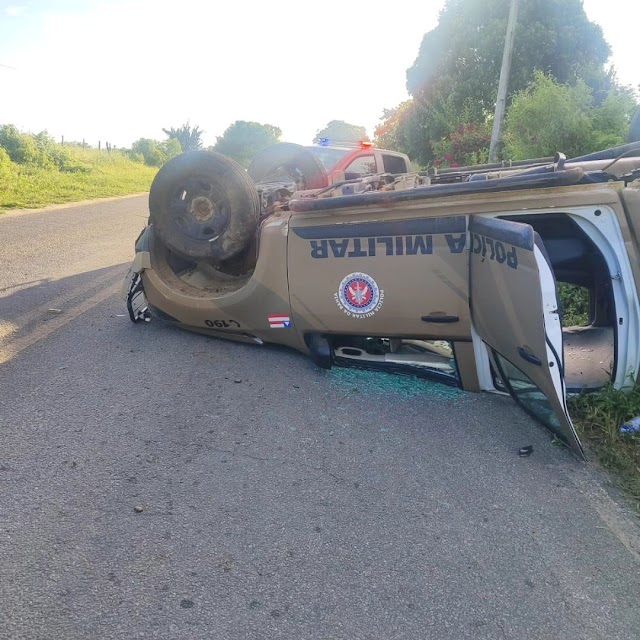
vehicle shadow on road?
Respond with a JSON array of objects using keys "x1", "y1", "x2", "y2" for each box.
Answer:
[
  {"x1": 0, "y1": 263, "x2": 131, "y2": 367},
  {"x1": 0, "y1": 263, "x2": 130, "y2": 326}
]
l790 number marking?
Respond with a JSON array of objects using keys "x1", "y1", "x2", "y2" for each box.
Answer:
[{"x1": 205, "y1": 319, "x2": 241, "y2": 329}]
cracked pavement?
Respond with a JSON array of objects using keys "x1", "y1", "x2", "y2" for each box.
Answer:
[{"x1": 1, "y1": 197, "x2": 640, "y2": 639}]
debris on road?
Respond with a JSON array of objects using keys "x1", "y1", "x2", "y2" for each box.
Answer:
[{"x1": 620, "y1": 417, "x2": 640, "y2": 435}]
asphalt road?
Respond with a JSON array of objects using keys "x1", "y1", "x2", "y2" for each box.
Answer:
[{"x1": 1, "y1": 196, "x2": 640, "y2": 640}]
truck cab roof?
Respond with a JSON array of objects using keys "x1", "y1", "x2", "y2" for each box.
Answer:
[{"x1": 305, "y1": 141, "x2": 412, "y2": 182}]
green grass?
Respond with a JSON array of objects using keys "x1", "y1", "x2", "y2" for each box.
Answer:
[
  {"x1": 0, "y1": 147, "x2": 157, "y2": 211},
  {"x1": 558, "y1": 282, "x2": 590, "y2": 326},
  {"x1": 570, "y1": 386, "x2": 640, "y2": 509},
  {"x1": 558, "y1": 282, "x2": 640, "y2": 507}
]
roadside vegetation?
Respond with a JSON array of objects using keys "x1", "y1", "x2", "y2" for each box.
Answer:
[
  {"x1": 0, "y1": 119, "x2": 289, "y2": 211},
  {"x1": 0, "y1": 125, "x2": 158, "y2": 211},
  {"x1": 558, "y1": 283, "x2": 590, "y2": 327},
  {"x1": 560, "y1": 284, "x2": 640, "y2": 508},
  {"x1": 569, "y1": 388, "x2": 640, "y2": 510},
  {"x1": 374, "y1": 0, "x2": 639, "y2": 168}
]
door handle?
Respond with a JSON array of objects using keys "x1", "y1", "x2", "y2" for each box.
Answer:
[
  {"x1": 518, "y1": 347, "x2": 542, "y2": 366},
  {"x1": 421, "y1": 314, "x2": 460, "y2": 324}
]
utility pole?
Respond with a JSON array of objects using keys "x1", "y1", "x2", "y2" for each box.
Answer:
[{"x1": 489, "y1": 0, "x2": 519, "y2": 163}]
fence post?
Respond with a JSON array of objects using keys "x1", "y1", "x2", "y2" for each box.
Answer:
[
  {"x1": 61, "y1": 135, "x2": 64, "y2": 146},
  {"x1": 98, "y1": 140, "x2": 101, "y2": 151}
]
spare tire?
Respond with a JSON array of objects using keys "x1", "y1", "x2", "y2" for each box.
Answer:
[
  {"x1": 149, "y1": 151, "x2": 260, "y2": 263},
  {"x1": 248, "y1": 143, "x2": 329, "y2": 190}
]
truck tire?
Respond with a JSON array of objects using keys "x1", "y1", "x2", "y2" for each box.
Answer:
[
  {"x1": 149, "y1": 151, "x2": 260, "y2": 263},
  {"x1": 248, "y1": 143, "x2": 329, "y2": 190}
]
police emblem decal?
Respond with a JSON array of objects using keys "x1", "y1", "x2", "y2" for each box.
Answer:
[{"x1": 335, "y1": 272, "x2": 384, "y2": 318}]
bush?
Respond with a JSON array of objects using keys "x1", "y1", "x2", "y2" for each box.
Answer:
[
  {"x1": 591, "y1": 91, "x2": 639, "y2": 149},
  {"x1": 504, "y1": 73, "x2": 595, "y2": 159},
  {"x1": 570, "y1": 385, "x2": 640, "y2": 509},
  {"x1": 504, "y1": 72, "x2": 639, "y2": 160},
  {"x1": 0, "y1": 124, "x2": 40, "y2": 164},
  {"x1": 0, "y1": 125, "x2": 76, "y2": 170},
  {"x1": 129, "y1": 137, "x2": 182, "y2": 167},
  {"x1": 558, "y1": 283, "x2": 590, "y2": 326},
  {"x1": 432, "y1": 122, "x2": 491, "y2": 168},
  {"x1": 32, "y1": 130, "x2": 75, "y2": 170},
  {"x1": 0, "y1": 146, "x2": 13, "y2": 179}
]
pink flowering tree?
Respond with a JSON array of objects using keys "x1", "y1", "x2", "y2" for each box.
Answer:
[{"x1": 432, "y1": 123, "x2": 491, "y2": 168}]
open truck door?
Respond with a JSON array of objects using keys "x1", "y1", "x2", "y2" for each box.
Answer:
[{"x1": 469, "y1": 215, "x2": 584, "y2": 459}]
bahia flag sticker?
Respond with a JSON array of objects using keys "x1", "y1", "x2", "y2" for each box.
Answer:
[{"x1": 268, "y1": 314, "x2": 291, "y2": 328}]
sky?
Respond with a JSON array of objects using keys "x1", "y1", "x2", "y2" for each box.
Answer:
[{"x1": 0, "y1": 0, "x2": 638, "y2": 149}]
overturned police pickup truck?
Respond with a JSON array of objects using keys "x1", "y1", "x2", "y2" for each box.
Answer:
[{"x1": 122, "y1": 138, "x2": 640, "y2": 459}]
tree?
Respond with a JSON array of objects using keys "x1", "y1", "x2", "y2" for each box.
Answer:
[
  {"x1": 162, "y1": 122, "x2": 203, "y2": 152},
  {"x1": 503, "y1": 72, "x2": 638, "y2": 160},
  {"x1": 313, "y1": 120, "x2": 368, "y2": 144},
  {"x1": 377, "y1": 0, "x2": 614, "y2": 165},
  {"x1": 130, "y1": 138, "x2": 182, "y2": 167},
  {"x1": 432, "y1": 122, "x2": 492, "y2": 168},
  {"x1": 374, "y1": 103, "x2": 413, "y2": 151},
  {"x1": 407, "y1": 0, "x2": 610, "y2": 117},
  {"x1": 374, "y1": 100, "x2": 453, "y2": 167},
  {"x1": 211, "y1": 121, "x2": 282, "y2": 167},
  {"x1": 591, "y1": 89, "x2": 639, "y2": 148},
  {"x1": 503, "y1": 73, "x2": 593, "y2": 159}
]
